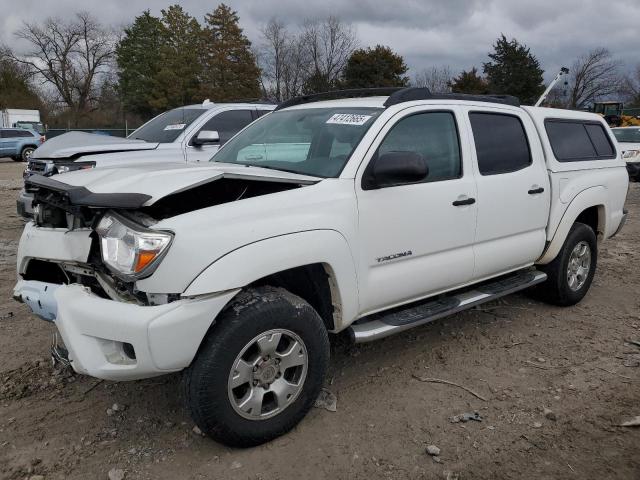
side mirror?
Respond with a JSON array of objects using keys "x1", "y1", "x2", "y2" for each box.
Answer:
[
  {"x1": 192, "y1": 130, "x2": 220, "y2": 146},
  {"x1": 364, "y1": 151, "x2": 428, "y2": 189}
]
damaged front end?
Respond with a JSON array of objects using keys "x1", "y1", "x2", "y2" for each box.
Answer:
[
  {"x1": 17, "y1": 170, "x2": 315, "y2": 309},
  {"x1": 14, "y1": 169, "x2": 316, "y2": 380}
]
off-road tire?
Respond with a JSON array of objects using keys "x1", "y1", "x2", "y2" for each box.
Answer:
[
  {"x1": 183, "y1": 286, "x2": 330, "y2": 447},
  {"x1": 534, "y1": 222, "x2": 597, "y2": 306}
]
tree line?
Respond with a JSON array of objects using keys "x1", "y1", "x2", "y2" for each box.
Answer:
[{"x1": 1, "y1": 4, "x2": 639, "y2": 128}]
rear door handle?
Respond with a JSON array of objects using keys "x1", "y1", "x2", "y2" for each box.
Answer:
[
  {"x1": 528, "y1": 187, "x2": 544, "y2": 195},
  {"x1": 452, "y1": 197, "x2": 476, "y2": 206}
]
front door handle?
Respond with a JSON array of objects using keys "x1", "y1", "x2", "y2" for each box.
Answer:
[
  {"x1": 528, "y1": 187, "x2": 545, "y2": 195},
  {"x1": 452, "y1": 197, "x2": 476, "y2": 206}
]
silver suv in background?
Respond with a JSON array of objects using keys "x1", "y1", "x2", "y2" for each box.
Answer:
[{"x1": 17, "y1": 101, "x2": 275, "y2": 217}]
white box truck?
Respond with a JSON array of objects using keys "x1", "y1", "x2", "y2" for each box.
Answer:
[{"x1": 1, "y1": 109, "x2": 44, "y2": 134}]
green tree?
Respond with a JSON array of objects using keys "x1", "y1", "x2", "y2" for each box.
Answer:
[
  {"x1": 149, "y1": 5, "x2": 203, "y2": 111},
  {"x1": 200, "y1": 4, "x2": 261, "y2": 101},
  {"x1": 0, "y1": 53, "x2": 42, "y2": 110},
  {"x1": 343, "y1": 45, "x2": 408, "y2": 88},
  {"x1": 116, "y1": 11, "x2": 166, "y2": 117},
  {"x1": 450, "y1": 67, "x2": 489, "y2": 94},
  {"x1": 483, "y1": 35, "x2": 544, "y2": 104}
]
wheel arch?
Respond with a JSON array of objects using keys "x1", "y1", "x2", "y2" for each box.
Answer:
[
  {"x1": 183, "y1": 230, "x2": 359, "y2": 332},
  {"x1": 538, "y1": 186, "x2": 607, "y2": 265}
]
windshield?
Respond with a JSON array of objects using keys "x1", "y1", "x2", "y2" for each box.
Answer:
[
  {"x1": 211, "y1": 107, "x2": 382, "y2": 177},
  {"x1": 128, "y1": 108, "x2": 206, "y2": 143},
  {"x1": 612, "y1": 128, "x2": 640, "y2": 143}
]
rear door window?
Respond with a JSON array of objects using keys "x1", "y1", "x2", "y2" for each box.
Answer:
[
  {"x1": 545, "y1": 120, "x2": 615, "y2": 162},
  {"x1": 3, "y1": 129, "x2": 32, "y2": 138},
  {"x1": 469, "y1": 112, "x2": 531, "y2": 175}
]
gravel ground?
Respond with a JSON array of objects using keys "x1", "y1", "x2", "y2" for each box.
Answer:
[{"x1": 0, "y1": 158, "x2": 638, "y2": 480}]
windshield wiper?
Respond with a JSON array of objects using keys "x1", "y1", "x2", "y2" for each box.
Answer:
[{"x1": 227, "y1": 162, "x2": 323, "y2": 178}]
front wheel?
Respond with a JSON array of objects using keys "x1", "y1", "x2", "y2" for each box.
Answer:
[
  {"x1": 183, "y1": 286, "x2": 329, "y2": 447},
  {"x1": 535, "y1": 222, "x2": 597, "y2": 306},
  {"x1": 20, "y1": 146, "x2": 35, "y2": 162}
]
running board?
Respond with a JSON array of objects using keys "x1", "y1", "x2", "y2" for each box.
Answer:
[{"x1": 348, "y1": 270, "x2": 547, "y2": 343}]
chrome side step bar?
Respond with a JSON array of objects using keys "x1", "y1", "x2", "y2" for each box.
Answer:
[{"x1": 349, "y1": 270, "x2": 547, "y2": 343}]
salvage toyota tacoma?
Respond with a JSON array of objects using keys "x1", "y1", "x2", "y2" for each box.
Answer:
[{"x1": 13, "y1": 87, "x2": 629, "y2": 447}]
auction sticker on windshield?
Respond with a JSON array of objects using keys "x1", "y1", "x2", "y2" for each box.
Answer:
[
  {"x1": 326, "y1": 113, "x2": 372, "y2": 126},
  {"x1": 164, "y1": 123, "x2": 186, "y2": 131}
]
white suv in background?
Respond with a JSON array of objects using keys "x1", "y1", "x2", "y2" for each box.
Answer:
[
  {"x1": 17, "y1": 101, "x2": 275, "y2": 216},
  {"x1": 612, "y1": 126, "x2": 640, "y2": 181}
]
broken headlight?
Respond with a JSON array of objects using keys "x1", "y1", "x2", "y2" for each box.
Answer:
[
  {"x1": 95, "y1": 213, "x2": 173, "y2": 280},
  {"x1": 55, "y1": 161, "x2": 96, "y2": 174}
]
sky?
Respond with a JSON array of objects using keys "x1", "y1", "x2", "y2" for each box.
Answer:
[{"x1": 1, "y1": 0, "x2": 639, "y2": 81}]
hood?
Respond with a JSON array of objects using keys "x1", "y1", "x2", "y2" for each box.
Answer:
[
  {"x1": 27, "y1": 162, "x2": 321, "y2": 208},
  {"x1": 32, "y1": 131, "x2": 159, "y2": 160}
]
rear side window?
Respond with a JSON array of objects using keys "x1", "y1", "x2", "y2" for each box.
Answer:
[
  {"x1": 3, "y1": 129, "x2": 32, "y2": 138},
  {"x1": 469, "y1": 112, "x2": 531, "y2": 175},
  {"x1": 545, "y1": 120, "x2": 615, "y2": 162}
]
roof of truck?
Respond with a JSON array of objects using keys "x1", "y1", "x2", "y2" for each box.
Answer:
[
  {"x1": 522, "y1": 106, "x2": 611, "y2": 123},
  {"x1": 182, "y1": 101, "x2": 276, "y2": 110}
]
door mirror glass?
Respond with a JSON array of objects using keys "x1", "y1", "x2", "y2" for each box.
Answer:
[
  {"x1": 365, "y1": 151, "x2": 429, "y2": 189},
  {"x1": 193, "y1": 130, "x2": 220, "y2": 146}
]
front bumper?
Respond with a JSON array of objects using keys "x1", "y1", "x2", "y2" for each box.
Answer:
[
  {"x1": 14, "y1": 281, "x2": 239, "y2": 381},
  {"x1": 627, "y1": 162, "x2": 640, "y2": 180},
  {"x1": 16, "y1": 189, "x2": 34, "y2": 218}
]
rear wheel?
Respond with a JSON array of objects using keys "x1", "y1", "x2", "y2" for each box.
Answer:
[
  {"x1": 535, "y1": 222, "x2": 597, "y2": 306},
  {"x1": 20, "y1": 146, "x2": 35, "y2": 162},
  {"x1": 183, "y1": 286, "x2": 329, "y2": 447}
]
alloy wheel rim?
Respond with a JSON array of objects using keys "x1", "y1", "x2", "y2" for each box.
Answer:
[
  {"x1": 227, "y1": 329, "x2": 308, "y2": 420},
  {"x1": 567, "y1": 241, "x2": 591, "y2": 291}
]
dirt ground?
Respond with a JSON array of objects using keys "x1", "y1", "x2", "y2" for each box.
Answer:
[{"x1": 0, "y1": 158, "x2": 638, "y2": 480}]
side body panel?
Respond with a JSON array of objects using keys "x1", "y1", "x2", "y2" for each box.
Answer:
[{"x1": 184, "y1": 230, "x2": 359, "y2": 331}]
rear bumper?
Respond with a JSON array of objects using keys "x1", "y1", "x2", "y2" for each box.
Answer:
[{"x1": 13, "y1": 280, "x2": 239, "y2": 381}]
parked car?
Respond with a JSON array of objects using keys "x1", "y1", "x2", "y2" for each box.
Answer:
[
  {"x1": 13, "y1": 87, "x2": 628, "y2": 447},
  {"x1": 0, "y1": 128, "x2": 44, "y2": 162},
  {"x1": 16, "y1": 101, "x2": 275, "y2": 217},
  {"x1": 612, "y1": 126, "x2": 640, "y2": 181}
]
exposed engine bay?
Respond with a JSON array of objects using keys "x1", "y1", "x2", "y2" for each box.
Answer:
[{"x1": 21, "y1": 173, "x2": 313, "y2": 305}]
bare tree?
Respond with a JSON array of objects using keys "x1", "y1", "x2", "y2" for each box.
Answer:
[
  {"x1": 413, "y1": 65, "x2": 453, "y2": 93},
  {"x1": 10, "y1": 12, "x2": 116, "y2": 123},
  {"x1": 300, "y1": 16, "x2": 357, "y2": 91},
  {"x1": 279, "y1": 38, "x2": 307, "y2": 100},
  {"x1": 622, "y1": 64, "x2": 640, "y2": 106},
  {"x1": 567, "y1": 48, "x2": 622, "y2": 108},
  {"x1": 260, "y1": 19, "x2": 288, "y2": 101},
  {"x1": 259, "y1": 19, "x2": 309, "y2": 101}
]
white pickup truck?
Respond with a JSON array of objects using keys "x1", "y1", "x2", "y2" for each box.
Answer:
[{"x1": 13, "y1": 88, "x2": 628, "y2": 447}]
